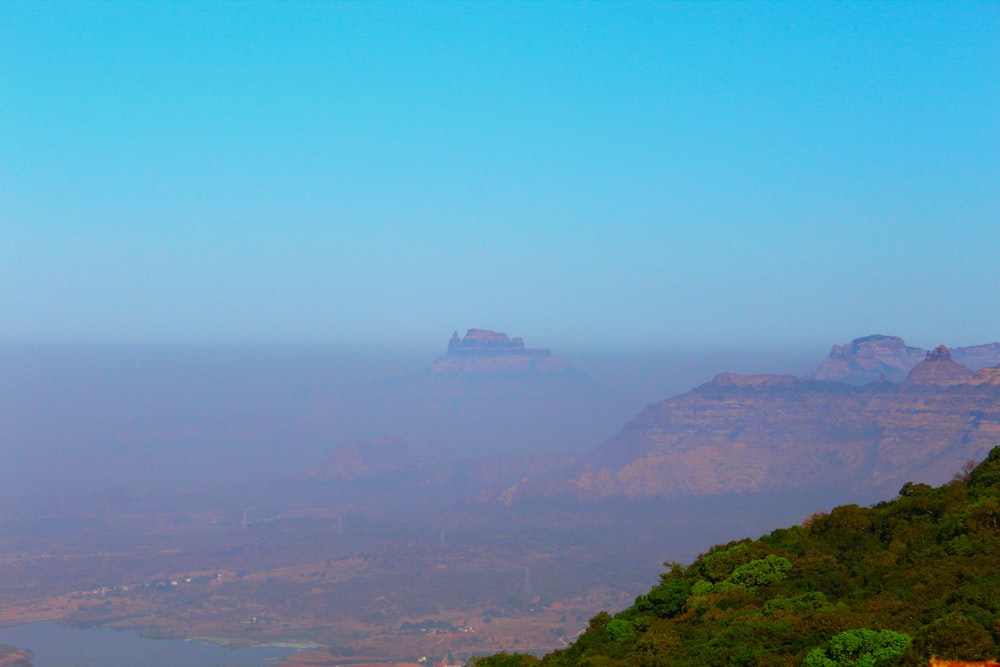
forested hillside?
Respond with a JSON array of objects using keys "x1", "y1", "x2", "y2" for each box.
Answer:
[{"x1": 475, "y1": 447, "x2": 1000, "y2": 667}]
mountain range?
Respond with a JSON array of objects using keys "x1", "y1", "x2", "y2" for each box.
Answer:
[
  {"x1": 484, "y1": 336, "x2": 1000, "y2": 506},
  {"x1": 810, "y1": 334, "x2": 1000, "y2": 384},
  {"x1": 5, "y1": 331, "x2": 1000, "y2": 659}
]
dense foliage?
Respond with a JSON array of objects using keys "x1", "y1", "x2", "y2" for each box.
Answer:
[{"x1": 472, "y1": 447, "x2": 1000, "y2": 667}]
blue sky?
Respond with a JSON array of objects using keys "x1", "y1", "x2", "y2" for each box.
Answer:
[{"x1": 2, "y1": 2, "x2": 997, "y2": 351}]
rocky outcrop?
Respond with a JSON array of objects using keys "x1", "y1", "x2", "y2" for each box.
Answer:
[
  {"x1": 429, "y1": 329, "x2": 570, "y2": 375},
  {"x1": 446, "y1": 328, "x2": 529, "y2": 354},
  {"x1": 902, "y1": 345, "x2": 974, "y2": 388},
  {"x1": 812, "y1": 335, "x2": 927, "y2": 384},
  {"x1": 813, "y1": 335, "x2": 1000, "y2": 385}
]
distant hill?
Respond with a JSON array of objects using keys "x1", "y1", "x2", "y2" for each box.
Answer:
[
  {"x1": 338, "y1": 329, "x2": 610, "y2": 459},
  {"x1": 429, "y1": 328, "x2": 573, "y2": 376},
  {"x1": 495, "y1": 344, "x2": 1000, "y2": 505},
  {"x1": 473, "y1": 446, "x2": 1000, "y2": 667},
  {"x1": 812, "y1": 334, "x2": 1000, "y2": 385}
]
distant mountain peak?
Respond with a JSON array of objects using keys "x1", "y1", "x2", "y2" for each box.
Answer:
[
  {"x1": 926, "y1": 344, "x2": 952, "y2": 362},
  {"x1": 446, "y1": 328, "x2": 534, "y2": 356},
  {"x1": 812, "y1": 335, "x2": 1000, "y2": 385},
  {"x1": 429, "y1": 328, "x2": 570, "y2": 375},
  {"x1": 836, "y1": 334, "x2": 913, "y2": 353},
  {"x1": 493, "y1": 336, "x2": 1000, "y2": 505},
  {"x1": 903, "y1": 345, "x2": 974, "y2": 388},
  {"x1": 813, "y1": 334, "x2": 925, "y2": 384}
]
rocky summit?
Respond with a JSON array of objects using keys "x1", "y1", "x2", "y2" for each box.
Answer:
[
  {"x1": 902, "y1": 345, "x2": 975, "y2": 388},
  {"x1": 429, "y1": 328, "x2": 570, "y2": 375},
  {"x1": 812, "y1": 334, "x2": 1000, "y2": 384},
  {"x1": 812, "y1": 334, "x2": 925, "y2": 384}
]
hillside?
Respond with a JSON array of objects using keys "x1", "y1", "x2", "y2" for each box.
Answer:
[
  {"x1": 474, "y1": 446, "x2": 1000, "y2": 667},
  {"x1": 499, "y1": 347, "x2": 1000, "y2": 504}
]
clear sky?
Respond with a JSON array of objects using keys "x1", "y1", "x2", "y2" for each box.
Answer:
[{"x1": 2, "y1": 2, "x2": 997, "y2": 352}]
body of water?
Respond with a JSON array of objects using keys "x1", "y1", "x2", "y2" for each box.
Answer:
[{"x1": 0, "y1": 622, "x2": 296, "y2": 667}]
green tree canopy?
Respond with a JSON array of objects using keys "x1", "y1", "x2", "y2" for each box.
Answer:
[{"x1": 804, "y1": 628, "x2": 912, "y2": 667}]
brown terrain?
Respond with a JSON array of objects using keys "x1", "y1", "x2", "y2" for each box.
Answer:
[
  {"x1": 0, "y1": 646, "x2": 33, "y2": 667},
  {"x1": 0, "y1": 491, "x2": 641, "y2": 663},
  {"x1": 2, "y1": 333, "x2": 1000, "y2": 664},
  {"x1": 499, "y1": 344, "x2": 1000, "y2": 504}
]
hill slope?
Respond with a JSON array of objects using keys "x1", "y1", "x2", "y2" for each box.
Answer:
[
  {"x1": 502, "y1": 350, "x2": 1000, "y2": 504},
  {"x1": 475, "y1": 446, "x2": 1000, "y2": 667}
]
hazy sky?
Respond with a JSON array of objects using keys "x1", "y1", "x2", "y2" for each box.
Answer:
[{"x1": 2, "y1": 2, "x2": 997, "y2": 351}]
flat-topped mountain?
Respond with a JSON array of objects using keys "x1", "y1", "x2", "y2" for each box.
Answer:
[
  {"x1": 498, "y1": 343, "x2": 1000, "y2": 506},
  {"x1": 812, "y1": 334, "x2": 1000, "y2": 384},
  {"x1": 812, "y1": 334, "x2": 925, "y2": 384},
  {"x1": 429, "y1": 328, "x2": 571, "y2": 375},
  {"x1": 309, "y1": 329, "x2": 607, "y2": 460},
  {"x1": 446, "y1": 328, "x2": 538, "y2": 355}
]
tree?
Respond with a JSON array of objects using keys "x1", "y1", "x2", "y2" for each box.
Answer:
[
  {"x1": 804, "y1": 628, "x2": 912, "y2": 667},
  {"x1": 910, "y1": 614, "x2": 997, "y2": 661},
  {"x1": 468, "y1": 651, "x2": 540, "y2": 667}
]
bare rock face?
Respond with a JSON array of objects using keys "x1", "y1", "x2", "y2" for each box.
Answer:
[
  {"x1": 902, "y1": 345, "x2": 975, "y2": 388},
  {"x1": 813, "y1": 335, "x2": 1000, "y2": 385},
  {"x1": 429, "y1": 329, "x2": 569, "y2": 375}
]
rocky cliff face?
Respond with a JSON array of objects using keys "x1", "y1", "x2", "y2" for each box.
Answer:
[
  {"x1": 812, "y1": 335, "x2": 1000, "y2": 384},
  {"x1": 500, "y1": 356, "x2": 1000, "y2": 505}
]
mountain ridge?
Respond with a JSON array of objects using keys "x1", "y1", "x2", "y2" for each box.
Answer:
[
  {"x1": 812, "y1": 334, "x2": 1000, "y2": 384},
  {"x1": 491, "y1": 338, "x2": 1000, "y2": 506}
]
